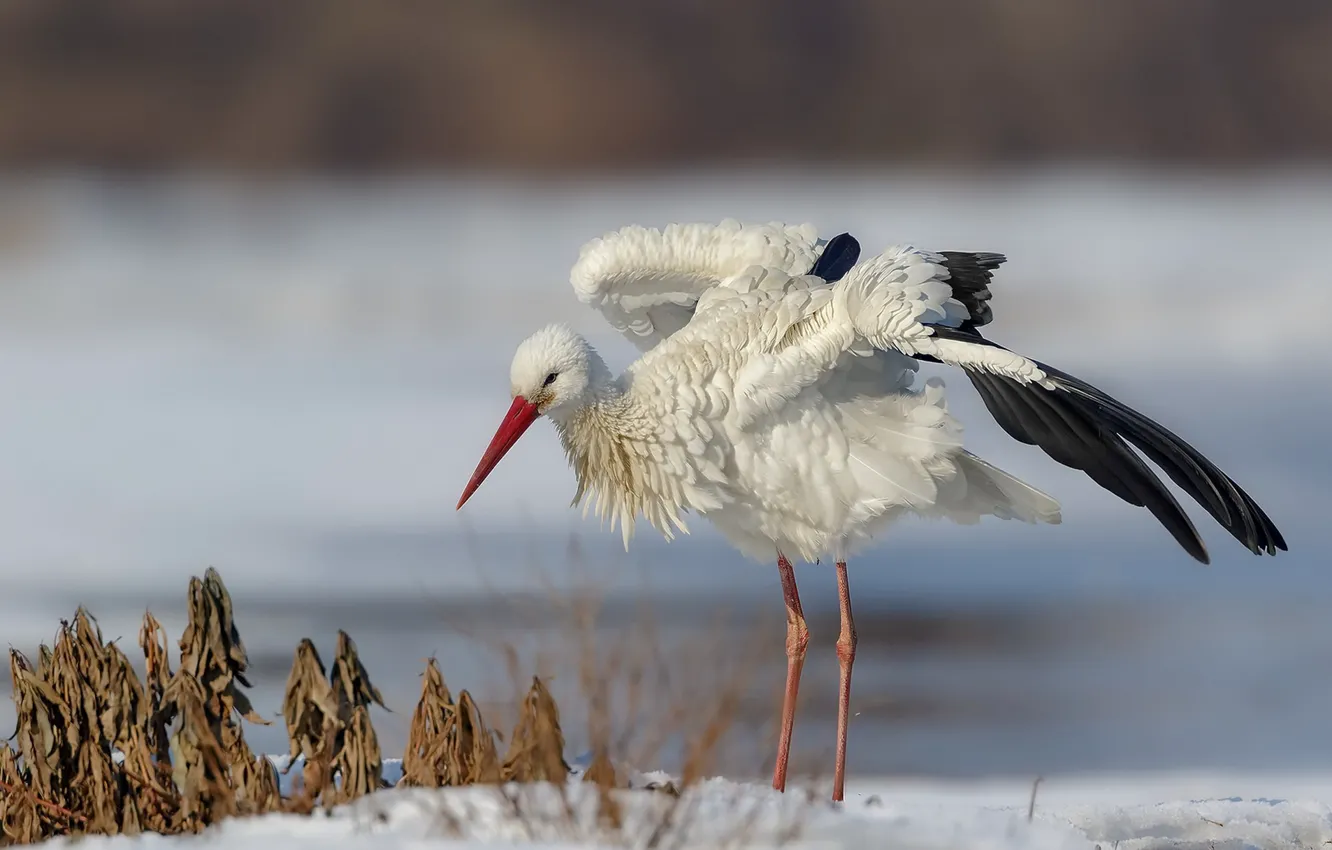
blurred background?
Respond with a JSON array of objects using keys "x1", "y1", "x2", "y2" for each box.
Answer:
[{"x1": 1, "y1": 0, "x2": 1330, "y2": 782}]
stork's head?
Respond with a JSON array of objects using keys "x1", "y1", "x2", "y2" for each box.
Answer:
[
  {"x1": 508, "y1": 323, "x2": 602, "y2": 418},
  {"x1": 456, "y1": 323, "x2": 606, "y2": 510}
]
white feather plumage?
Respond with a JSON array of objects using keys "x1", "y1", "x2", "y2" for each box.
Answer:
[{"x1": 496, "y1": 221, "x2": 1063, "y2": 563}]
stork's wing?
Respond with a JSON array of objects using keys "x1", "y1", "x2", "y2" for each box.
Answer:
[
  {"x1": 570, "y1": 219, "x2": 860, "y2": 352},
  {"x1": 831, "y1": 246, "x2": 1287, "y2": 563}
]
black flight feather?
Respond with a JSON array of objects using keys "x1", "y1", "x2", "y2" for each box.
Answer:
[
  {"x1": 923, "y1": 326, "x2": 1286, "y2": 562},
  {"x1": 937, "y1": 251, "x2": 1006, "y2": 330}
]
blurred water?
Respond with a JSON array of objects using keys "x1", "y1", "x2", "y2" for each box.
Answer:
[{"x1": 0, "y1": 169, "x2": 1328, "y2": 780}]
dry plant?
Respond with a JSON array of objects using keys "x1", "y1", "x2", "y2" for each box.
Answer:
[
  {"x1": 420, "y1": 564, "x2": 814, "y2": 849},
  {"x1": 0, "y1": 562, "x2": 813, "y2": 848},
  {"x1": 453, "y1": 690, "x2": 502, "y2": 784},
  {"x1": 0, "y1": 568, "x2": 276, "y2": 841},
  {"x1": 281, "y1": 638, "x2": 340, "y2": 803},
  {"x1": 4, "y1": 648, "x2": 82, "y2": 839},
  {"x1": 327, "y1": 631, "x2": 388, "y2": 803},
  {"x1": 398, "y1": 657, "x2": 456, "y2": 787},
  {"x1": 0, "y1": 743, "x2": 52, "y2": 843},
  {"x1": 139, "y1": 613, "x2": 175, "y2": 767},
  {"x1": 102, "y1": 641, "x2": 176, "y2": 831},
  {"x1": 502, "y1": 677, "x2": 569, "y2": 784}
]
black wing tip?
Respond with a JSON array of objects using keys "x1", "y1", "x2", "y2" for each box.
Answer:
[
  {"x1": 1251, "y1": 519, "x2": 1288, "y2": 557},
  {"x1": 965, "y1": 368, "x2": 1212, "y2": 563},
  {"x1": 810, "y1": 233, "x2": 861, "y2": 283},
  {"x1": 1036, "y1": 362, "x2": 1289, "y2": 561},
  {"x1": 934, "y1": 327, "x2": 1287, "y2": 563}
]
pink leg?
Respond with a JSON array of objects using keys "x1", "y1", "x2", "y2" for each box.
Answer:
[
  {"x1": 832, "y1": 559, "x2": 857, "y2": 802},
  {"x1": 772, "y1": 552, "x2": 808, "y2": 793}
]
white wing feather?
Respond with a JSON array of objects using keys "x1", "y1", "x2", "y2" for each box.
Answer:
[
  {"x1": 834, "y1": 245, "x2": 1055, "y2": 388},
  {"x1": 570, "y1": 219, "x2": 826, "y2": 351},
  {"x1": 675, "y1": 243, "x2": 1049, "y2": 419},
  {"x1": 660, "y1": 255, "x2": 1060, "y2": 550},
  {"x1": 672, "y1": 247, "x2": 964, "y2": 427}
]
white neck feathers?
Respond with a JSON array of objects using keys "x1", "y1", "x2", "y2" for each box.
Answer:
[{"x1": 554, "y1": 393, "x2": 689, "y2": 550}]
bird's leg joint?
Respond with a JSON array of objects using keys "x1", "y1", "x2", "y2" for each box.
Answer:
[
  {"x1": 835, "y1": 625, "x2": 857, "y2": 665},
  {"x1": 777, "y1": 552, "x2": 809, "y2": 660},
  {"x1": 786, "y1": 609, "x2": 809, "y2": 660},
  {"x1": 834, "y1": 560, "x2": 857, "y2": 665}
]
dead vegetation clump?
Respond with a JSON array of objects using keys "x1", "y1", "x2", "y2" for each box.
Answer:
[
  {"x1": 281, "y1": 638, "x2": 340, "y2": 804},
  {"x1": 501, "y1": 676, "x2": 569, "y2": 784},
  {"x1": 327, "y1": 631, "x2": 388, "y2": 803},
  {"x1": 0, "y1": 568, "x2": 324, "y2": 842},
  {"x1": 398, "y1": 657, "x2": 455, "y2": 788},
  {"x1": 1, "y1": 567, "x2": 806, "y2": 847}
]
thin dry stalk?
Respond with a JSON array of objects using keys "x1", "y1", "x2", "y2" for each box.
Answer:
[
  {"x1": 551, "y1": 583, "x2": 789, "y2": 848},
  {"x1": 420, "y1": 559, "x2": 808, "y2": 846}
]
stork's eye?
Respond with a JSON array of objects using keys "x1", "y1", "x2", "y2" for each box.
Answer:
[{"x1": 543, "y1": 372, "x2": 558, "y2": 387}]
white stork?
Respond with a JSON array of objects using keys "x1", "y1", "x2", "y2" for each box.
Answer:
[{"x1": 455, "y1": 219, "x2": 1286, "y2": 801}]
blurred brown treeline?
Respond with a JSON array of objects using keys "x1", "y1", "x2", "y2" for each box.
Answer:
[{"x1": 1, "y1": 0, "x2": 1329, "y2": 173}]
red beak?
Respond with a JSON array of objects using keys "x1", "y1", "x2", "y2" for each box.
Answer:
[{"x1": 456, "y1": 396, "x2": 540, "y2": 510}]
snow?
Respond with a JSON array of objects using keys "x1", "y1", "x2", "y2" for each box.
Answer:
[{"x1": 34, "y1": 764, "x2": 1332, "y2": 849}]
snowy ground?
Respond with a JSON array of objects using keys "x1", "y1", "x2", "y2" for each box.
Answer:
[{"x1": 37, "y1": 759, "x2": 1332, "y2": 849}]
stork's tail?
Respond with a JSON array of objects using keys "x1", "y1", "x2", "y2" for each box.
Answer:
[{"x1": 955, "y1": 451, "x2": 1062, "y2": 525}]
